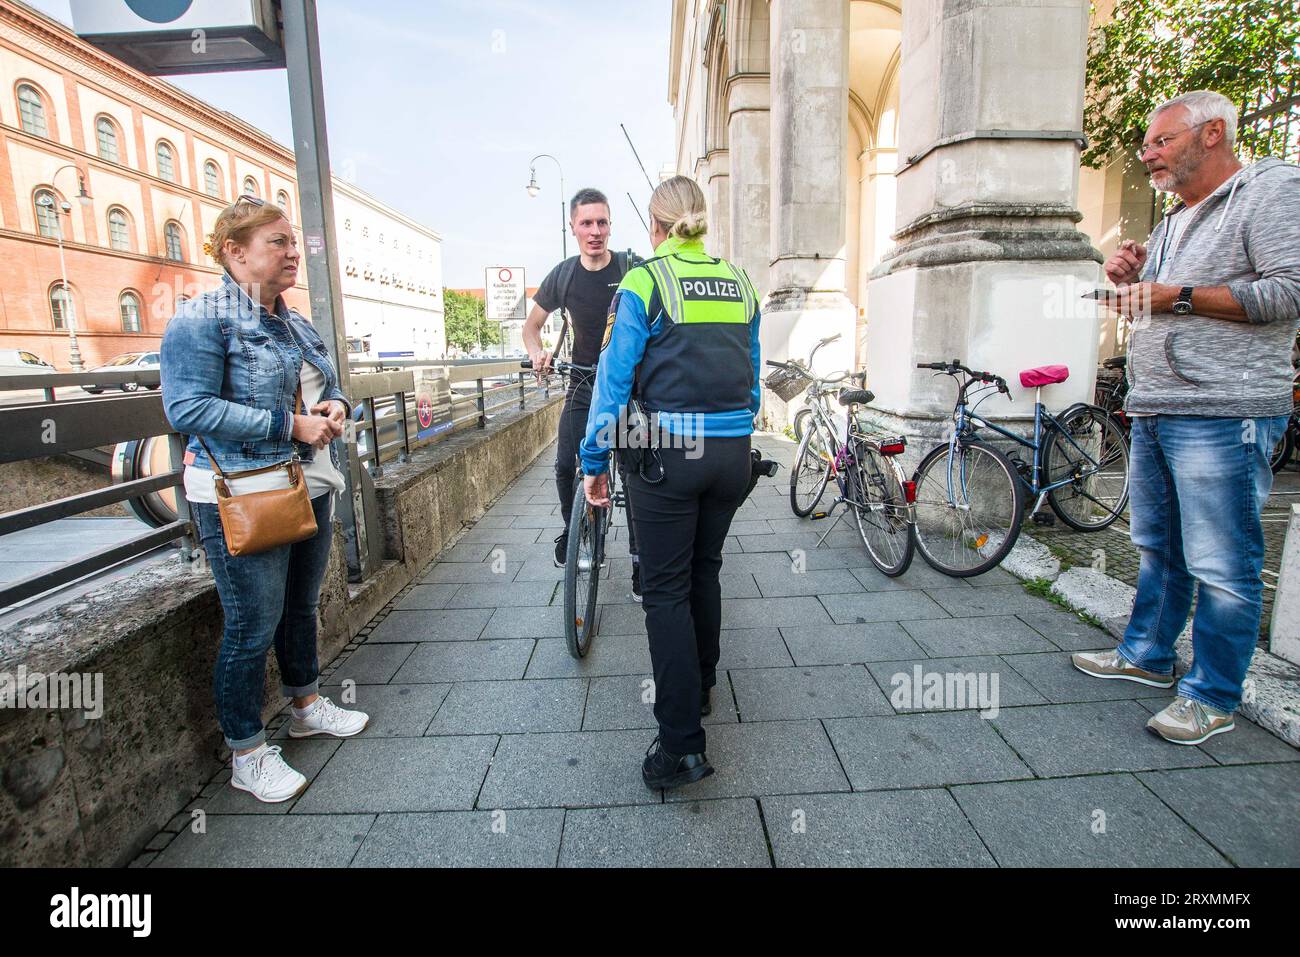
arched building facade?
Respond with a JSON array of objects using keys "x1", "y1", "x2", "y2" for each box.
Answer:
[{"x1": 669, "y1": 0, "x2": 1105, "y2": 435}]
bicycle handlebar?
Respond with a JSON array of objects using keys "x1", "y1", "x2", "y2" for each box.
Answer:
[
  {"x1": 917, "y1": 359, "x2": 1009, "y2": 393},
  {"x1": 521, "y1": 358, "x2": 597, "y2": 374}
]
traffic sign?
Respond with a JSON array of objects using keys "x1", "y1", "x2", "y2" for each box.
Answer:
[{"x1": 485, "y1": 266, "x2": 526, "y2": 321}]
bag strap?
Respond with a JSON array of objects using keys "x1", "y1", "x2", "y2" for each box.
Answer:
[{"x1": 196, "y1": 379, "x2": 304, "y2": 482}]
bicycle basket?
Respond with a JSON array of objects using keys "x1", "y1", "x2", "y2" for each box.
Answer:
[{"x1": 764, "y1": 362, "x2": 812, "y2": 403}]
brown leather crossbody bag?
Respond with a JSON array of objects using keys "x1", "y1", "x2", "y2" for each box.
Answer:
[{"x1": 196, "y1": 383, "x2": 317, "y2": 557}]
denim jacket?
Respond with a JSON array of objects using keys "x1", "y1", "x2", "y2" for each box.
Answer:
[{"x1": 161, "y1": 273, "x2": 350, "y2": 473}]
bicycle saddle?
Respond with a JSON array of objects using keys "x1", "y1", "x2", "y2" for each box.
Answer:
[
  {"x1": 1102, "y1": 355, "x2": 1127, "y2": 370},
  {"x1": 1019, "y1": 365, "x2": 1069, "y2": 388},
  {"x1": 838, "y1": 388, "x2": 875, "y2": 407}
]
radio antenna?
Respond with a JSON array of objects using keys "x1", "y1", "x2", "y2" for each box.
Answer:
[
  {"x1": 626, "y1": 192, "x2": 649, "y2": 232},
  {"x1": 621, "y1": 123, "x2": 656, "y2": 192}
]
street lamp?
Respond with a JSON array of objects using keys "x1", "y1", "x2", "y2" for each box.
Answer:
[
  {"x1": 526, "y1": 153, "x2": 566, "y2": 261},
  {"x1": 40, "y1": 164, "x2": 93, "y2": 372}
]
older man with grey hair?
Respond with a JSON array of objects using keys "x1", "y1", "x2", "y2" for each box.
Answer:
[{"x1": 1073, "y1": 90, "x2": 1300, "y2": 744}]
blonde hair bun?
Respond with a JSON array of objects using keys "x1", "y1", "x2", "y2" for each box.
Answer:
[{"x1": 650, "y1": 175, "x2": 708, "y2": 242}]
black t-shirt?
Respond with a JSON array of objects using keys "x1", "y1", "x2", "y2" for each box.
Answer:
[{"x1": 534, "y1": 256, "x2": 625, "y2": 367}]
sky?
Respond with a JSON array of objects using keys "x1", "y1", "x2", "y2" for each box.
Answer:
[{"x1": 25, "y1": 0, "x2": 678, "y2": 289}]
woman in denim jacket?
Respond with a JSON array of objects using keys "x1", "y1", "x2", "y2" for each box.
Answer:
[{"x1": 161, "y1": 197, "x2": 368, "y2": 803}]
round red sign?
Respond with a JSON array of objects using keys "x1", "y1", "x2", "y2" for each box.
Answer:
[
  {"x1": 417, "y1": 395, "x2": 434, "y2": 429},
  {"x1": 498, "y1": 268, "x2": 512, "y2": 283}
]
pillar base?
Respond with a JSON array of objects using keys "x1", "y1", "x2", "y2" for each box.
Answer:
[{"x1": 759, "y1": 288, "x2": 856, "y2": 430}]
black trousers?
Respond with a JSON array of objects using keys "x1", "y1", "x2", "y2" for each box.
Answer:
[
  {"x1": 628, "y1": 435, "x2": 751, "y2": 754},
  {"x1": 555, "y1": 378, "x2": 636, "y2": 555}
]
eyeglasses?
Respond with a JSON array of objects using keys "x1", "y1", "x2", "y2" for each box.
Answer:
[
  {"x1": 1135, "y1": 121, "x2": 1210, "y2": 161},
  {"x1": 235, "y1": 194, "x2": 266, "y2": 207}
]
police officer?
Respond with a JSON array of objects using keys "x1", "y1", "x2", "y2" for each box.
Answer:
[{"x1": 580, "y1": 176, "x2": 761, "y2": 790}]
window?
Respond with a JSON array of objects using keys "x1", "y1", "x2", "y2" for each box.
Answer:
[
  {"x1": 95, "y1": 116, "x2": 120, "y2": 162},
  {"x1": 107, "y1": 207, "x2": 131, "y2": 251},
  {"x1": 119, "y1": 292, "x2": 142, "y2": 333},
  {"x1": 49, "y1": 284, "x2": 74, "y2": 330},
  {"x1": 17, "y1": 84, "x2": 47, "y2": 137},
  {"x1": 204, "y1": 161, "x2": 221, "y2": 198},
  {"x1": 164, "y1": 221, "x2": 184, "y2": 261},
  {"x1": 276, "y1": 190, "x2": 291, "y2": 220},
  {"x1": 242, "y1": 176, "x2": 260, "y2": 198},
  {"x1": 34, "y1": 189, "x2": 60, "y2": 238},
  {"x1": 156, "y1": 141, "x2": 176, "y2": 182}
]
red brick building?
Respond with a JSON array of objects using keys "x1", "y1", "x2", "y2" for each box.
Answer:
[{"x1": 0, "y1": 0, "x2": 309, "y2": 371}]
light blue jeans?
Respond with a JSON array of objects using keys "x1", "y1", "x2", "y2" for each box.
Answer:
[{"x1": 1118, "y1": 414, "x2": 1288, "y2": 713}]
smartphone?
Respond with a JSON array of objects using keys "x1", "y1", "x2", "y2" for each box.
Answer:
[{"x1": 1081, "y1": 289, "x2": 1118, "y2": 300}]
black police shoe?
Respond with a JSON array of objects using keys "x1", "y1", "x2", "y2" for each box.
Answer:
[
  {"x1": 553, "y1": 532, "x2": 568, "y2": 568},
  {"x1": 642, "y1": 736, "x2": 714, "y2": 790},
  {"x1": 701, "y1": 687, "x2": 712, "y2": 717},
  {"x1": 631, "y1": 562, "x2": 643, "y2": 603}
]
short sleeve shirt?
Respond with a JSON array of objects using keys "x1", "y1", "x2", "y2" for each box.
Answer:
[{"x1": 534, "y1": 256, "x2": 625, "y2": 366}]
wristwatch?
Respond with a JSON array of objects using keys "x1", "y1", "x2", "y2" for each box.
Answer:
[{"x1": 1172, "y1": 286, "x2": 1195, "y2": 316}]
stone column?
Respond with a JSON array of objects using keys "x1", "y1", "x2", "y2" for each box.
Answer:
[
  {"x1": 727, "y1": 74, "x2": 770, "y2": 299},
  {"x1": 863, "y1": 0, "x2": 1102, "y2": 444},
  {"x1": 764, "y1": 0, "x2": 856, "y2": 419},
  {"x1": 701, "y1": 149, "x2": 730, "y2": 261}
]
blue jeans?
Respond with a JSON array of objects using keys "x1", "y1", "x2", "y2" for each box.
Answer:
[
  {"x1": 192, "y1": 493, "x2": 335, "y2": 749},
  {"x1": 1119, "y1": 415, "x2": 1287, "y2": 713}
]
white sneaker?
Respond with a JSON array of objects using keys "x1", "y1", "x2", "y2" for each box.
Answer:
[
  {"x1": 288, "y1": 695, "x2": 369, "y2": 739},
  {"x1": 230, "y1": 744, "x2": 307, "y2": 803}
]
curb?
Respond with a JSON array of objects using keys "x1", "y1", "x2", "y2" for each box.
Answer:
[{"x1": 1002, "y1": 536, "x2": 1300, "y2": 748}]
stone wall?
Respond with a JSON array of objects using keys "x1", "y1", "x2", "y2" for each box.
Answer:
[
  {"x1": 0, "y1": 455, "x2": 126, "y2": 518},
  {"x1": 0, "y1": 396, "x2": 562, "y2": 867}
]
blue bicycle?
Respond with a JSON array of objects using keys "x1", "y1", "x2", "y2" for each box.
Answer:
[{"x1": 911, "y1": 359, "x2": 1131, "y2": 577}]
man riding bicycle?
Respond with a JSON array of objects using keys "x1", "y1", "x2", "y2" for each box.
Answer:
[{"x1": 524, "y1": 188, "x2": 643, "y2": 597}]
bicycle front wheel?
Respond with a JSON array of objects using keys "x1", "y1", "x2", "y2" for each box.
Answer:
[
  {"x1": 789, "y1": 421, "x2": 833, "y2": 517},
  {"x1": 1045, "y1": 405, "x2": 1130, "y2": 531},
  {"x1": 849, "y1": 440, "x2": 914, "y2": 577},
  {"x1": 912, "y1": 440, "x2": 1024, "y2": 577},
  {"x1": 563, "y1": 482, "x2": 603, "y2": 658}
]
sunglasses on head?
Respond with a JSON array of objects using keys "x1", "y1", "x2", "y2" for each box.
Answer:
[{"x1": 236, "y1": 194, "x2": 266, "y2": 208}]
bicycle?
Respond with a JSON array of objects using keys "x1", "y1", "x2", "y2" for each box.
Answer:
[
  {"x1": 768, "y1": 335, "x2": 862, "y2": 517},
  {"x1": 521, "y1": 357, "x2": 628, "y2": 658},
  {"x1": 767, "y1": 343, "x2": 915, "y2": 576},
  {"x1": 1094, "y1": 354, "x2": 1131, "y2": 443},
  {"x1": 911, "y1": 359, "x2": 1131, "y2": 578}
]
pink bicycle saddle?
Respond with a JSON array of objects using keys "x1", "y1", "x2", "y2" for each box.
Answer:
[{"x1": 1019, "y1": 365, "x2": 1070, "y2": 388}]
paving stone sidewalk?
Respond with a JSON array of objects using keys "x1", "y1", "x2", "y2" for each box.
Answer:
[{"x1": 137, "y1": 436, "x2": 1300, "y2": 868}]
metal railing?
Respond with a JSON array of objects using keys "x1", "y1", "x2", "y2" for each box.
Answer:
[
  {"x1": 347, "y1": 357, "x2": 559, "y2": 476},
  {"x1": 0, "y1": 357, "x2": 564, "y2": 610},
  {"x1": 0, "y1": 368, "x2": 191, "y2": 608}
]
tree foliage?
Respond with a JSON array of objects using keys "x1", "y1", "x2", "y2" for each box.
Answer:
[
  {"x1": 442, "y1": 288, "x2": 500, "y2": 352},
  {"x1": 1083, "y1": 0, "x2": 1300, "y2": 168}
]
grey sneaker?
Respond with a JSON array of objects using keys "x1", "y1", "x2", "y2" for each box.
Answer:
[
  {"x1": 1071, "y1": 649, "x2": 1175, "y2": 688},
  {"x1": 1147, "y1": 696, "x2": 1234, "y2": 745}
]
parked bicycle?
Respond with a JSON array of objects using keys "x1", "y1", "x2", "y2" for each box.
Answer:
[
  {"x1": 1271, "y1": 369, "x2": 1300, "y2": 472},
  {"x1": 522, "y1": 357, "x2": 625, "y2": 658},
  {"x1": 1094, "y1": 354, "x2": 1130, "y2": 441},
  {"x1": 767, "y1": 337, "x2": 915, "y2": 576},
  {"x1": 911, "y1": 359, "x2": 1130, "y2": 577}
]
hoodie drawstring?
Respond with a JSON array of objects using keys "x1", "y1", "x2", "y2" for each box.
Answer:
[{"x1": 1215, "y1": 174, "x2": 1242, "y2": 231}]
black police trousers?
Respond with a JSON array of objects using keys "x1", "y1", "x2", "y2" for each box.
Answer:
[{"x1": 628, "y1": 434, "x2": 751, "y2": 754}]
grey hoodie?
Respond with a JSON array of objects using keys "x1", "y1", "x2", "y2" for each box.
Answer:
[{"x1": 1127, "y1": 157, "x2": 1300, "y2": 417}]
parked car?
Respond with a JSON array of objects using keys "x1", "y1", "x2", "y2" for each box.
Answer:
[
  {"x1": 0, "y1": 349, "x2": 56, "y2": 377},
  {"x1": 81, "y1": 352, "x2": 160, "y2": 393}
]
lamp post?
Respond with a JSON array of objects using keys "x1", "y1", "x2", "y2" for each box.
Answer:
[
  {"x1": 526, "y1": 153, "x2": 566, "y2": 261},
  {"x1": 39, "y1": 164, "x2": 93, "y2": 372}
]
